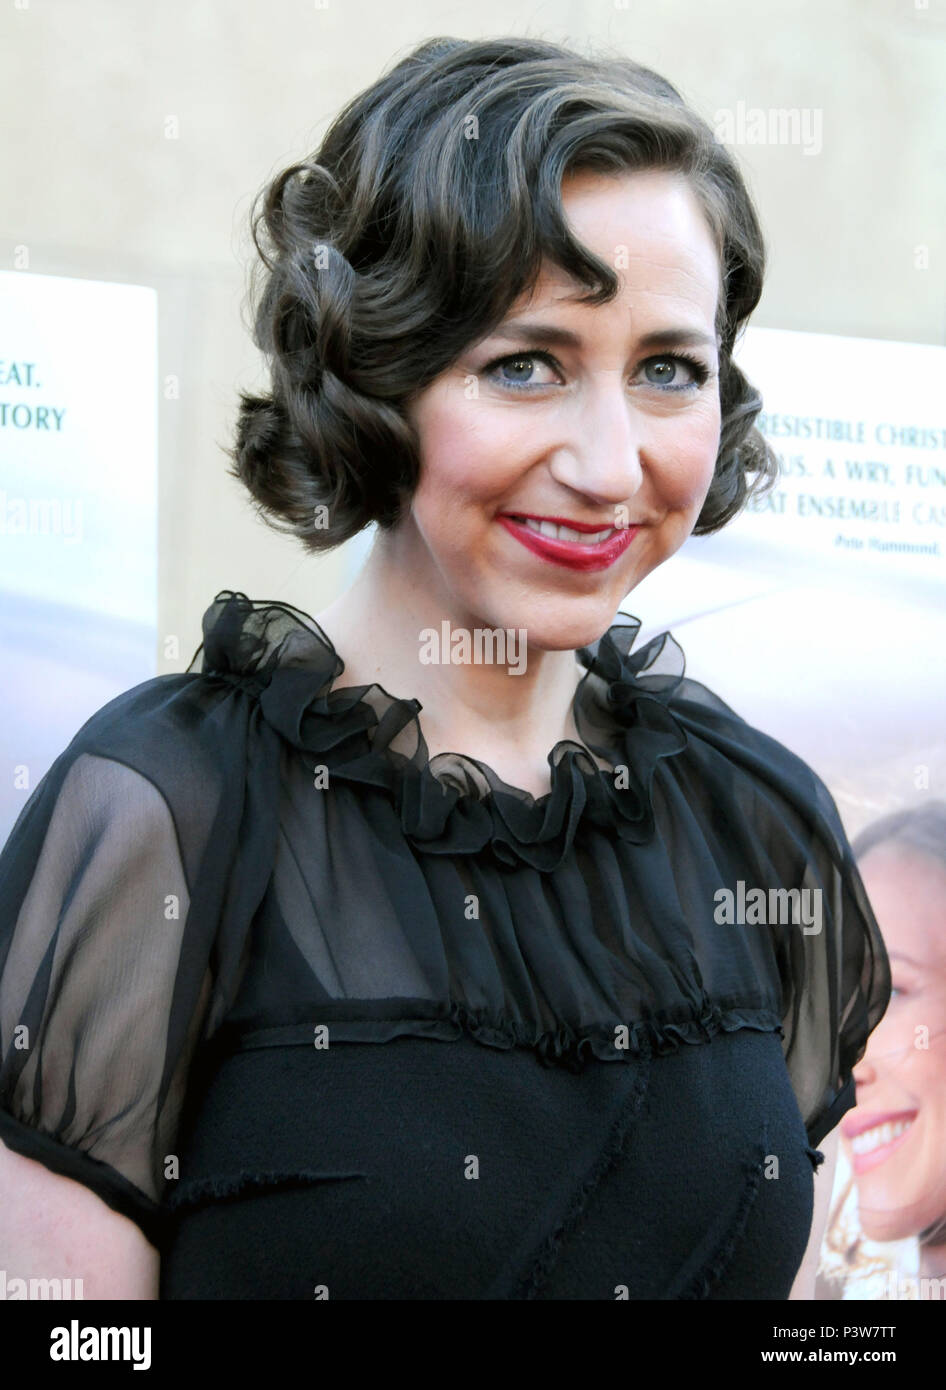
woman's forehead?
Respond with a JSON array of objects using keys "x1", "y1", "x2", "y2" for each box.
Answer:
[{"x1": 860, "y1": 845, "x2": 946, "y2": 968}]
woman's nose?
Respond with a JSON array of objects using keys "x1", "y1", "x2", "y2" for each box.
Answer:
[
  {"x1": 852, "y1": 1053, "x2": 876, "y2": 1089},
  {"x1": 548, "y1": 382, "x2": 646, "y2": 502}
]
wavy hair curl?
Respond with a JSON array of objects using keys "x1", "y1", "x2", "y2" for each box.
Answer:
[{"x1": 227, "y1": 34, "x2": 779, "y2": 551}]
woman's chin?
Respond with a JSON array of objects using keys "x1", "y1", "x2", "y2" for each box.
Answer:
[
  {"x1": 856, "y1": 1205, "x2": 920, "y2": 1245},
  {"x1": 855, "y1": 1174, "x2": 938, "y2": 1245},
  {"x1": 484, "y1": 593, "x2": 629, "y2": 651}
]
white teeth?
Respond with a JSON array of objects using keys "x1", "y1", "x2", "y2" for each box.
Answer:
[
  {"x1": 516, "y1": 517, "x2": 615, "y2": 544},
  {"x1": 851, "y1": 1118, "x2": 914, "y2": 1155}
]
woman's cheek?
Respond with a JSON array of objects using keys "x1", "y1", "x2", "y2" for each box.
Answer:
[
  {"x1": 656, "y1": 407, "x2": 720, "y2": 499},
  {"x1": 659, "y1": 449, "x2": 719, "y2": 516}
]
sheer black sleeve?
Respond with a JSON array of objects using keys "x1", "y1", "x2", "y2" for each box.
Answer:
[
  {"x1": 665, "y1": 674, "x2": 892, "y2": 1151},
  {"x1": 0, "y1": 672, "x2": 277, "y2": 1244},
  {"x1": 773, "y1": 765, "x2": 892, "y2": 1150}
]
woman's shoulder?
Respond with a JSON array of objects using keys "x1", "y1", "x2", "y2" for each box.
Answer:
[
  {"x1": 31, "y1": 597, "x2": 289, "y2": 826},
  {"x1": 586, "y1": 613, "x2": 842, "y2": 842},
  {"x1": 661, "y1": 666, "x2": 868, "y2": 918}
]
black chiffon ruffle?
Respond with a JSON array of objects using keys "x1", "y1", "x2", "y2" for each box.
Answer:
[
  {"x1": 215, "y1": 993, "x2": 782, "y2": 1075},
  {"x1": 195, "y1": 590, "x2": 690, "y2": 872}
]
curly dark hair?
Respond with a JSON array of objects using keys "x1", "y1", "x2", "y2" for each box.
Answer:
[{"x1": 226, "y1": 34, "x2": 779, "y2": 553}]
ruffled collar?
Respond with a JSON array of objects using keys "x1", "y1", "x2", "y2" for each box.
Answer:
[{"x1": 189, "y1": 589, "x2": 691, "y2": 872}]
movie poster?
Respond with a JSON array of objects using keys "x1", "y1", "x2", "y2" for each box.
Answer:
[{"x1": 0, "y1": 270, "x2": 158, "y2": 847}]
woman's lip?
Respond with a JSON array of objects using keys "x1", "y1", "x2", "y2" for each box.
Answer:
[
  {"x1": 845, "y1": 1114, "x2": 918, "y2": 1177},
  {"x1": 842, "y1": 1109, "x2": 918, "y2": 1140},
  {"x1": 497, "y1": 515, "x2": 640, "y2": 571}
]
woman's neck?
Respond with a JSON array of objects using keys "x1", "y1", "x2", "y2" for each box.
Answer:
[{"x1": 312, "y1": 538, "x2": 596, "y2": 793}]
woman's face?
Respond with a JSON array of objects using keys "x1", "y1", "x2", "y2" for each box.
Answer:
[
  {"x1": 399, "y1": 167, "x2": 723, "y2": 652},
  {"x1": 844, "y1": 845, "x2": 946, "y2": 1243}
]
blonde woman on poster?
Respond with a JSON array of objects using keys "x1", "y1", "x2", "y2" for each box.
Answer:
[{"x1": 818, "y1": 802, "x2": 946, "y2": 1301}]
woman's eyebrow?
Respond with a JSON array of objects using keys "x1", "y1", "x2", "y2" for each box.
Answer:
[
  {"x1": 886, "y1": 951, "x2": 923, "y2": 968},
  {"x1": 487, "y1": 319, "x2": 719, "y2": 352}
]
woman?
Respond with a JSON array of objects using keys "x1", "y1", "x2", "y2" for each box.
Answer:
[
  {"x1": 0, "y1": 35, "x2": 889, "y2": 1299},
  {"x1": 819, "y1": 802, "x2": 946, "y2": 1299}
]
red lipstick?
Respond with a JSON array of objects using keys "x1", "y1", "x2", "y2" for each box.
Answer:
[{"x1": 497, "y1": 513, "x2": 640, "y2": 572}]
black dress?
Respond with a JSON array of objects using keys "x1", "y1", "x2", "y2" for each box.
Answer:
[{"x1": 0, "y1": 591, "x2": 890, "y2": 1299}]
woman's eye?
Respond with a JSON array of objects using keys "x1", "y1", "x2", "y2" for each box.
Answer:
[
  {"x1": 641, "y1": 355, "x2": 710, "y2": 391},
  {"x1": 484, "y1": 352, "x2": 559, "y2": 390},
  {"x1": 482, "y1": 350, "x2": 711, "y2": 393}
]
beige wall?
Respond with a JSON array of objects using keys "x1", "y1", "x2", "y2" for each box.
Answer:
[{"x1": 2, "y1": 0, "x2": 943, "y2": 667}]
